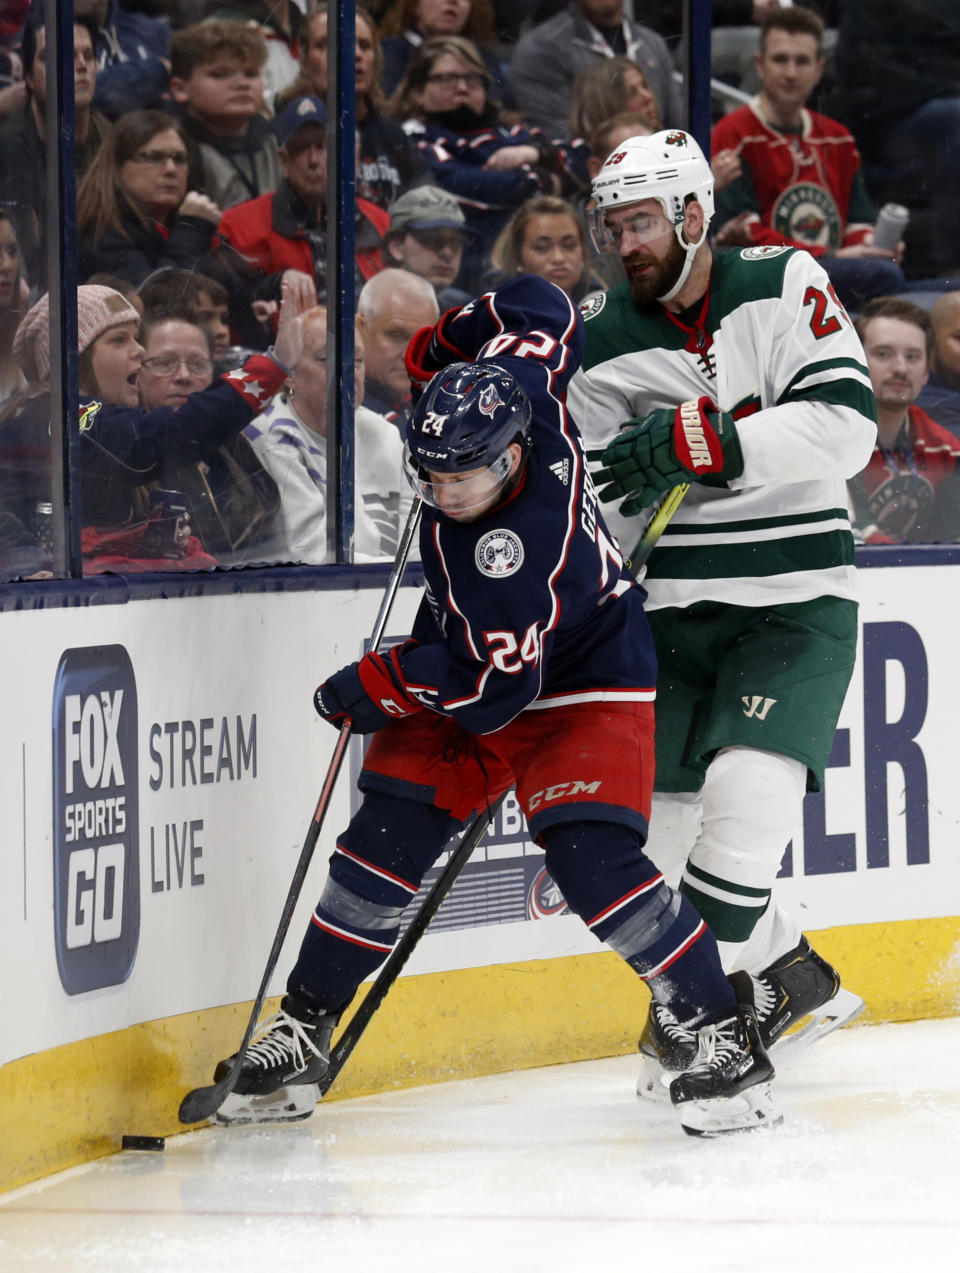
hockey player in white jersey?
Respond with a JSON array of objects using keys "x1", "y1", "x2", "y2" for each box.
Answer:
[{"x1": 567, "y1": 129, "x2": 877, "y2": 1096}]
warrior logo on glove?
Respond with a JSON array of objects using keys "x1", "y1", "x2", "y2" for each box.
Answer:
[
  {"x1": 676, "y1": 398, "x2": 726, "y2": 472},
  {"x1": 590, "y1": 396, "x2": 744, "y2": 516}
]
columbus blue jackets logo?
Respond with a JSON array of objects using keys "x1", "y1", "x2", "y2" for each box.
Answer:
[
  {"x1": 526, "y1": 866, "x2": 570, "y2": 920},
  {"x1": 475, "y1": 528, "x2": 524, "y2": 577},
  {"x1": 478, "y1": 383, "x2": 504, "y2": 417}
]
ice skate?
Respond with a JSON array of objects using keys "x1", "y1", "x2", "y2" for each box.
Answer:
[
  {"x1": 753, "y1": 936, "x2": 865, "y2": 1054},
  {"x1": 636, "y1": 1003, "x2": 698, "y2": 1103},
  {"x1": 669, "y1": 972, "x2": 781, "y2": 1137},
  {"x1": 211, "y1": 994, "x2": 339, "y2": 1126}
]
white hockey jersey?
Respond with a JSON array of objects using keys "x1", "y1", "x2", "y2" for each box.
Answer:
[{"x1": 567, "y1": 246, "x2": 878, "y2": 610}]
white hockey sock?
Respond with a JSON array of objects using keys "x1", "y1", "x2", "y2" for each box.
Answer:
[
  {"x1": 723, "y1": 898, "x2": 803, "y2": 974},
  {"x1": 680, "y1": 747, "x2": 806, "y2": 971},
  {"x1": 644, "y1": 791, "x2": 703, "y2": 887}
]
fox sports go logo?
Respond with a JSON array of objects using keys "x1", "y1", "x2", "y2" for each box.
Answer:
[{"x1": 52, "y1": 646, "x2": 140, "y2": 994}]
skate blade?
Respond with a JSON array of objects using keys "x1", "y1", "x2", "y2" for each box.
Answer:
[
  {"x1": 772, "y1": 987, "x2": 865, "y2": 1055},
  {"x1": 677, "y1": 1081, "x2": 782, "y2": 1138},
  {"x1": 210, "y1": 1082, "x2": 320, "y2": 1126},
  {"x1": 635, "y1": 1053, "x2": 674, "y2": 1104}
]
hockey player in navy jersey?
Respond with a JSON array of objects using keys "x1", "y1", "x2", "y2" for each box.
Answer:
[{"x1": 212, "y1": 274, "x2": 780, "y2": 1137}]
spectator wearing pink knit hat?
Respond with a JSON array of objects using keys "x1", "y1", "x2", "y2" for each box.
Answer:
[{"x1": 7, "y1": 278, "x2": 310, "y2": 570}]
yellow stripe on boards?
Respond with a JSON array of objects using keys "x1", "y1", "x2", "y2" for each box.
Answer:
[{"x1": 3, "y1": 916, "x2": 959, "y2": 1194}]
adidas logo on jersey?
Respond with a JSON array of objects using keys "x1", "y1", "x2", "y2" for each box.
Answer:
[{"x1": 549, "y1": 459, "x2": 570, "y2": 485}]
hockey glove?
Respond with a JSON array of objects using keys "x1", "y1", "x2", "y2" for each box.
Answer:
[
  {"x1": 405, "y1": 309, "x2": 467, "y2": 401},
  {"x1": 314, "y1": 642, "x2": 423, "y2": 734},
  {"x1": 591, "y1": 398, "x2": 744, "y2": 516}
]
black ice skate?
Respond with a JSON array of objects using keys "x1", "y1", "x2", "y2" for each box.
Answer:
[
  {"x1": 669, "y1": 971, "x2": 781, "y2": 1137},
  {"x1": 211, "y1": 994, "x2": 340, "y2": 1126},
  {"x1": 753, "y1": 936, "x2": 865, "y2": 1053},
  {"x1": 636, "y1": 1003, "x2": 698, "y2": 1103}
]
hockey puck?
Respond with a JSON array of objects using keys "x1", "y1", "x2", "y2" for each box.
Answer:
[{"x1": 121, "y1": 1135, "x2": 166, "y2": 1152}]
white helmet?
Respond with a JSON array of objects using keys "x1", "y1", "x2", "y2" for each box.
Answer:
[{"x1": 589, "y1": 130, "x2": 715, "y2": 302}]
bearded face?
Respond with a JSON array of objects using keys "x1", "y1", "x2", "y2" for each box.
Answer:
[{"x1": 624, "y1": 227, "x2": 687, "y2": 305}]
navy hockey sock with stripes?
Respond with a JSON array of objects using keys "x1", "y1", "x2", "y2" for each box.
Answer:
[{"x1": 288, "y1": 792, "x2": 460, "y2": 1012}]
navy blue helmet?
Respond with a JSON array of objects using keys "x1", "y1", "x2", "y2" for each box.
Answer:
[{"x1": 404, "y1": 362, "x2": 533, "y2": 513}]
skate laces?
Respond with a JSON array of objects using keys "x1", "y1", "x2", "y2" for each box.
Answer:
[
  {"x1": 689, "y1": 1017, "x2": 742, "y2": 1072},
  {"x1": 751, "y1": 976, "x2": 778, "y2": 1022},
  {"x1": 653, "y1": 1004, "x2": 696, "y2": 1045},
  {"x1": 246, "y1": 1009, "x2": 325, "y2": 1072}
]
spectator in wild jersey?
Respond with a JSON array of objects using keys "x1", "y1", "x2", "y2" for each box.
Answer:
[{"x1": 710, "y1": 6, "x2": 905, "y2": 311}]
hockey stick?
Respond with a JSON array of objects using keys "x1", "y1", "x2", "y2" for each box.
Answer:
[
  {"x1": 624, "y1": 482, "x2": 690, "y2": 571},
  {"x1": 178, "y1": 498, "x2": 423, "y2": 1125},
  {"x1": 317, "y1": 791, "x2": 508, "y2": 1097}
]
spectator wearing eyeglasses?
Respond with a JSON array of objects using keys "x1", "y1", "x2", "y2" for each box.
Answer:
[
  {"x1": 378, "y1": 0, "x2": 514, "y2": 110},
  {"x1": 138, "y1": 315, "x2": 215, "y2": 412},
  {"x1": 77, "y1": 110, "x2": 221, "y2": 286},
  {"x1": 383, "y1": 185, "x2": 472, "y2": 309},
  {"x1": 388, "y1": 36, "x2": 589, "y2": 291},
  {"x1": 9, "y1": 279, "x2": 312, "y2": 572}
]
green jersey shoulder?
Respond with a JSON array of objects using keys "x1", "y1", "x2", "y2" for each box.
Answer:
[{"x1": 579, "y1": 246, "x2": 799, "y2": 372}]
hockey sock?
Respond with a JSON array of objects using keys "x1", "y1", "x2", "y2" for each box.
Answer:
[
  {"x1": 680, "y1": 747, "x2": 806, "y2": 959},
  {"x1": 287, "y1": 792, "x2": 460, "y2": 1011},
  {"x1": 726, "y1": 896, "x2": 803, "y2": 975},
  {"x1": 540, "y1": 820, "x2": 736, "y2": 1021}
]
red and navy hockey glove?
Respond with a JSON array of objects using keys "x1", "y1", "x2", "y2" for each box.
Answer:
[
  {"x1": 404, "y1": 309, "x2": 468, "y2": 402},
  {"x1": 590, "y1": 397, "x2": 744, "y2": 516},
  {"x1": 313, "y1": 642, "x2": 423, "y2": 734}
]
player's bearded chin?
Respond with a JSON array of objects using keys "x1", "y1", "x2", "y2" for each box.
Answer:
[{"x1": 626, "y1": 233, "x2": 686, "y2": 304}]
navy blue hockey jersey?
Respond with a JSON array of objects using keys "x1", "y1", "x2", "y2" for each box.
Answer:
[{"x1": 399, "y1": 275, "x2": 658, "y2": 735}]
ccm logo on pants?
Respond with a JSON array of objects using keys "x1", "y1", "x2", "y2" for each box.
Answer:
[{"x1": 528, "y1": 779, "x2": 602, "y2": 811}]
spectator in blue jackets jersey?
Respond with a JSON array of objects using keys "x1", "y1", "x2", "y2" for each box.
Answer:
[{"x1": 390, "y1": 35, "x2": 589, "y2": 290}]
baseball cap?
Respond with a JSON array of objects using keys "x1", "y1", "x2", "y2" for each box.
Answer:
[
  {"x1": 388, "y1": 186, "x2": 467, "y2": 236},
  {"x1": 274, "y1": 95, "x2": 327, "y2": 148}
]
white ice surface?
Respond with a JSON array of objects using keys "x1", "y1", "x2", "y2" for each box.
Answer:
[{"x1": 2, "y1": 1017, "x2": 958, "y2": 1273}]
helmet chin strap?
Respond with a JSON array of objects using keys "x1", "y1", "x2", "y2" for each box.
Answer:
[{"x1": 657, "y1": 219, "x2": 709, "y2": 304}]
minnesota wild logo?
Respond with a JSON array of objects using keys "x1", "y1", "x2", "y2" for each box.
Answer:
[{"x1": 772, "y1": 183, "x2": 841, "y2": 249}]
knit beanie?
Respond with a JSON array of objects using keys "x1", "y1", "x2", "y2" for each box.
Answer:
[{"x1": 13, "y1": 285, "x2": 142, "y2": 383}]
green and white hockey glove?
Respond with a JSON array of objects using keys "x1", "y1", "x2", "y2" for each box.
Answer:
[{"x1": 590, "y1": 397, "x2": 744, "y2": 516}]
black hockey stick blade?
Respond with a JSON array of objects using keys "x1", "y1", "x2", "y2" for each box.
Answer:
[{"x1": 317, "y1": 792, "x2": 507, "y2": 1097}]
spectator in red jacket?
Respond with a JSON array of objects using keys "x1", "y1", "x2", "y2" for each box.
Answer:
[
  {"x1": 216, "y1": 96, "x2": 389, "y2": 315},
  {"x1": 849, "y1": 297, "x2": 960, "y2": 545},
  {"x1": 710, "y1": 7, "x2": 905, "y2": 311}
]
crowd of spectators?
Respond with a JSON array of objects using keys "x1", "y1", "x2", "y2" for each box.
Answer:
[{"x1": 1, "y1": 0, "x2": 959, "y2": 581}]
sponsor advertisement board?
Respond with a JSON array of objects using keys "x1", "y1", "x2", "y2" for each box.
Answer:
[{"x1": 1, "y1": 566, "x2": 958, "y2": 1071}]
